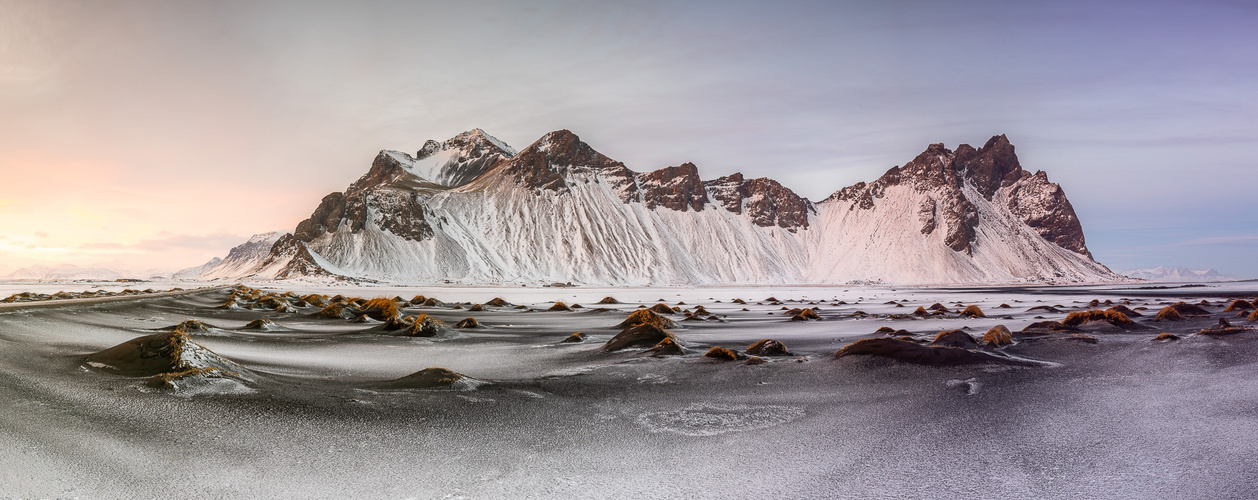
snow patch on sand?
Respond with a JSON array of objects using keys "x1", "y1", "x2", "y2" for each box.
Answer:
[{"x1": 637, "y1": 402, "x2": 805, "y2": 436}]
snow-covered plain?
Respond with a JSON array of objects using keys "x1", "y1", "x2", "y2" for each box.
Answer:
[{"x1": 1, "y1": 282, "x2": 1256, "y2": 499}]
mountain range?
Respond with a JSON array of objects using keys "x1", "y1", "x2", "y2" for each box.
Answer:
[
  {"x1": 187, "y1": 129, "x2": 1122, "y2": 285},
  {"x1": 1122, "y1": 267, "x2": 1235, "y2": 282}
]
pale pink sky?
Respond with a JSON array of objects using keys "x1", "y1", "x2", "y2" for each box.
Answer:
[{"x1": 2, "y1": 0, "x2": 1256, "y2": 277}]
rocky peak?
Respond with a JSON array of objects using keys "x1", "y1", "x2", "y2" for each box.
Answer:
[
  {"x1": 418, "y1": 128, "x2": 516, "y2": 160},
  {"x1": 704, "y1": 173, "x2": 746, "y2": 213},
  {"x1": 417, "y1": 140, "x2": 441, "y2": 160},
  {"x1": 955, "y1": 134, "x2": 1023, "y2": 200},
  {"x1": 406, "y1": 129, "x2": 517, "y2": 188},
  {"x1": 703, "y1": 173, "x2": 813, "y2": 231},
  {"x1": 896, "y1": 143, "x2": 960, "y2": 192},
  {"x1": 637, "y1": 162, "x2": 707, "y2": 212},
  {"x1": 445, "y1": 128, "x2": 516, "y2": 156},
  {"x1": 347, "y1": 151, "x2": 415, "y2": 194},
  {"x1": 499, "y1": 130, "x2": 626, "y2": 193},
  {"x1": 816, "y1": 134, "x2": 1091, "y2": 257}
]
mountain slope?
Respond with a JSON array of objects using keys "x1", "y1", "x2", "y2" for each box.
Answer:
[
  {"x1": 172, "y1": 258, "x2": 222, "y2": 279},
  {"x1": 197, "y1": 232, "x2": 286, "y2": 280},
  {"x1": 221, "y1": 129, "x2": 1120, "y2": 285}
]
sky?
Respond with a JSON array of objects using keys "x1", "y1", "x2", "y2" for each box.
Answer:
[{"x1": 0, "y1": 0, "x2": 1255, "y2": 277}]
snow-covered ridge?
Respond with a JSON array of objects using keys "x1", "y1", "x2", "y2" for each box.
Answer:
[
  {"x1": 204, "y1": 129, "x2": 1124, "y2": 286},
  {"x1": 197, "y1": 231, "x2": 286, "y2": 280}
]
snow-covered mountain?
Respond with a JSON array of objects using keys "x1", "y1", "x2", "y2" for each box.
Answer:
[
  {"x1": 1123, "y1": 267, "x2": 1235, "y2": 282},
  {"x1": 2, "y1": 264, "x2": 174, "y2": 281},
  {"x1": 196, "y1": 232, "x2": 286, "y2": 280},
  {"x1": 3, "y1": 264, "x2": 131, "y2": 281},
  {"x1": 212, "y1": 129, "x2": 1122, "y2": 285}
]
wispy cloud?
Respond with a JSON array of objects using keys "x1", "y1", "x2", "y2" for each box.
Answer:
[
  {"x1": 1172, "y1": 235, "x2": 1258, "y2": 246},
  {"x1": 75, "y1": 233, "x2": 245, "y2": 253}
]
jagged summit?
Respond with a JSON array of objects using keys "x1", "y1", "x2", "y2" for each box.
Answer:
[
  {"x1": 201, "y1": 130, "x2": 1118, "y2": 285},
  {"x1": 820, "y1": 135, "x2": 1089, "y2": 257},
  {"x1": 376, "y1": 128, "x2": 518, "y2": 189}
]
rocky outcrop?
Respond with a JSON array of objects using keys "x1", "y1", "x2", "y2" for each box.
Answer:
[
  {"x1": 703, "y1": 173, "x2": 814, "y2": 231},
  {"x1": 1005, "y1": 170, "x2": 1089, "y2": 257},
  {"x1": 414, "y1": 128, "x2": 516, "y2": 187},
  {"x1": 638, "y1": 163, "x2": 707, "y2": 212}
]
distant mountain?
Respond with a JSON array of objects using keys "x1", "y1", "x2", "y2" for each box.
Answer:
[
  {"x1": 1123, "y1": 267, "x2": 1235, "y2": 282},
  {"x1": 197, "y1": 232, "x2": 286, "y2": 280},
  {"x1": 172, "y1": 257, "x2": 222, "y2": 279},
  {"x1": 206, "y1": 129, "x2": 1121, "y2": 285},
  {"x1": 4, "y1": 264, "x2": 130, "y2": 281}
]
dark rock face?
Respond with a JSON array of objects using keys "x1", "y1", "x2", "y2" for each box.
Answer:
[
  {"x1": 368, "y1": 190, "x2": 434, "y2": 242},
  {"x1": 955, "y1": 135, "x2": 1024, "y2": 200},
  {"x1": 291, "y1": 152, "x2": 434, "y2": 245},
  {"x1": 918, "y1": 197, "x2": 937, "y2": 235},
  {"x1": 272, "y1": 236, "x2": 337, "y2": 279},
  {"x1": 1005, "y1": 171, "x2": 1090, "y2": 256},
  {"x1": 349, "y1": 152, "x2": 416, "y2": 193},
  {"x1": 743, "y1": 177, "x2": 813, "y2": 231},
  {"x1": 638, "y1": 163, "x2": 707, "y2": 212},
  {"x1": 702, "y1": 173, "x2": 814, "y2": 231},
  {"x1": 704, "y1": 173, "x2": 746, "y2": 213},
  {"x1": 294, "y1": 192, "x2": 355, "y2": 241}
]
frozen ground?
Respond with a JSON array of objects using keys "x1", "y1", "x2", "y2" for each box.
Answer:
[{"x1": 1, "y1": 282, "x2": 1257, "y2": 499}]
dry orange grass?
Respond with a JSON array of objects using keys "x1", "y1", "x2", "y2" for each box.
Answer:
[
  {"x1": 790, "y1": 308, "x2": 820, "y2": 321},
  {"x1": 648, "y1": 303, "x2": 677, "y2": 314},
  {"x1": 982, "y1": 325, "x2": 1013, "y2": 346},
  {"x1": 1223, "y1": 300, "x2": 1254, "y2": 312},
  {"x1": 1155, "y1": 306, "x2": 1184, "y2": 322},
  {"x1": 358, "y1": 298, "x2": 400, "y2": 320},
  {"x1": 1063, "y1": 309, "x2": 1133, "y2": 327},
  {"x1": 746, "y1": 339, "x2": 791, "y2": 356},
  {"x1": 702, "y1": 346, "x2": 745, "y2": 361},
  {"x1": 616, "y1": 309, "x2": 677, "y2": 329},
  {"x1": 314, "y1": 303, "x2": 348, "y2": 319},
  {"x1": 649, "y1": 337, "x2": 684, "y2": 356}
]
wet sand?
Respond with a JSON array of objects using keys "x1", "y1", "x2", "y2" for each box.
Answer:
[{"x1": 1, "y1": 284, "x2": 1256, "y2": 499}]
